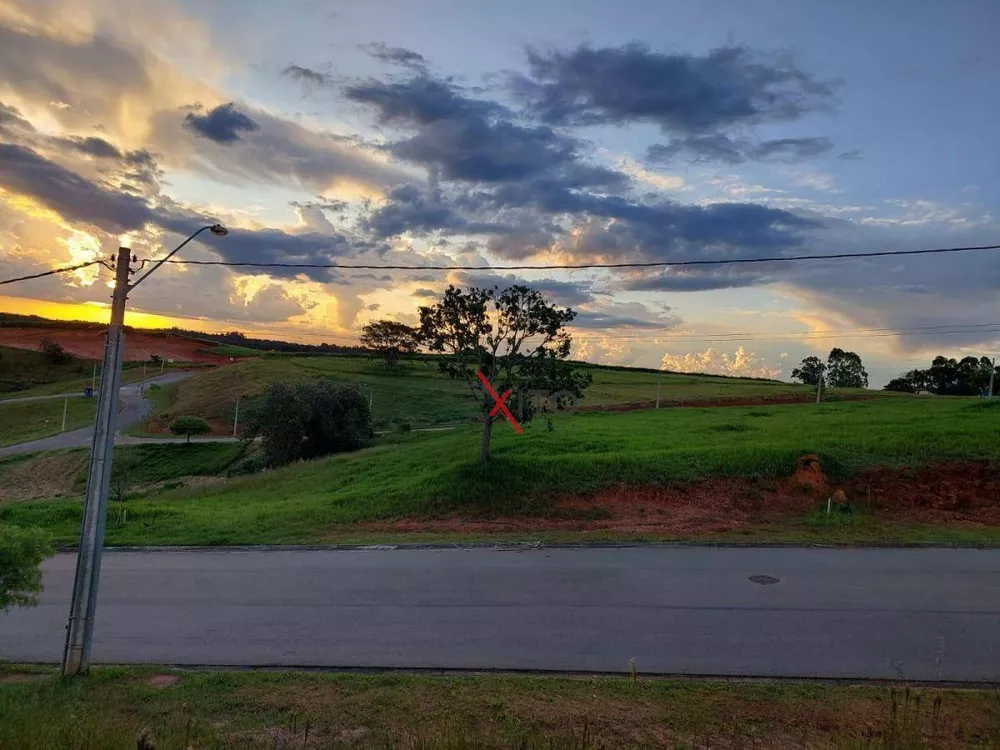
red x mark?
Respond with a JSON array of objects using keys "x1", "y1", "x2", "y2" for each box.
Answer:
[{"x1": 477, "y1": 370, "x2": 524, "y2": 434}]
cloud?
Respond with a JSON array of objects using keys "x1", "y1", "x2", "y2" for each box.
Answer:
[
  {"x1": 623, "y1": 268, "x2": 767, "y2": 292},
  {"x1": 345, "y1": 71, "x2": 623, "y2": 187},
  {"x1": 648, "y1": 135, "x2": 832, "y2": 165},
  {"x1": 838, "y1": 149, "x2": 863, "y2": 161},
  {"x1": 361, "y1": 43, "x2": 428, "y2": 71},
  {"x1": 0, "y1": 142, "x2": 155, "y2": 233},
  {"x1": 60, "y1": 136, "x2": 123, "y2": 159},
  {"x1": 512, "y1": 44, "x2": 836, "y2": 133},
  {"x1": 661, "y1": 346, "x2": 783, "y2": 378},
  {"x1": 411, "y1": 288, "x2": 438, "y2": 298},
  {"x1": 183, "y1": 102, "x2": 260, "y2": 144},
  {"x1": 282, "y1": 64, "x2": 333, "y2": 86}
]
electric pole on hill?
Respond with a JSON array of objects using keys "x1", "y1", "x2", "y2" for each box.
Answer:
[{"x1": 61, "y1": 224, "x2": 228, "y2": 677}]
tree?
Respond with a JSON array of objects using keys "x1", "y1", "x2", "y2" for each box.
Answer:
[
  {"x1": 0, "y1": 525, "x2": 53, "y2": 612},
  {"x1": 826, "y1": 348, "x2": 869, "y2": 388},
  {"x1": 38, "y1": 338, "x2": 71, "y2": 365},
  {"x1": 242, "y1": 380, "x2": 372, "y2": 467},
  {"x1": 791, "y1": 356, "x2": 824, "y2": 386},
  {"x1": 169, "y1": 415, "x2": 211, "y2": 443},
  {"x1": 360, "y1": 320, "x2": 420, "y2": 368},
  {"x1": 418, "y1": 284, "x2": 591, "y2": 462}
]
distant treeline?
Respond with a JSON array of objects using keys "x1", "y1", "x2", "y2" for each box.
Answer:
[
  {"x1": 885, "y1": 356, "x2": 998, "y2": 395},
  {"x1": 171, "y1": 329, "x2": 367, "y2": 355}
]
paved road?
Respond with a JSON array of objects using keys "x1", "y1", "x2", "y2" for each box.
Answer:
[
  {"x1": 0, "y1": 372, "x2": 217, "y2": 457},
  {"x1": 2, "y1": 547, "x2": 998, "y2": 680}
]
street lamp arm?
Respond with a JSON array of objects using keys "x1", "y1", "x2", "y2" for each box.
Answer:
[{"x1": 128, "y1": 224, "x2": 228, "y2": 290}]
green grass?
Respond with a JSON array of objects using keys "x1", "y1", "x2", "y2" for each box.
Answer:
[
  {"x1": 4, "y1": 397, "x2": 998, "y2": 546},
  {"x1": 0, "y1": 398, "x2": 96, "y2": 446},
  {"x1": 142, "y1": 353, "x2": 853, "y2": 433},
  {"x1": 0, "y1": 345, "x2": 95, "y2": 395},
  {"x1": 1, "y1": 666, "x2": 996, "y2": 748}
]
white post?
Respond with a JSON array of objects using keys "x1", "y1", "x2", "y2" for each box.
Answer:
[
  {"x1": 61, "y1": 396, "x2": 68, "y2": 432},
  {"x1": 91, "y1": 363, "x2": 97, "y2": 393},
  {"x1": 816, "y1": 369, "x2": 824, "y2": 404},
  {"x1": 160, "y1": 357, "x2": 165, "y2": 376},
  {"x1": 233, "y1": 395, "x2": 240, "y2": 437},
  {"x1": 62, "y1": 246, "x2": 131, "y2": 677},
  {"x1": 989, "y1": 358, "x2": 996, "y2": 398}
]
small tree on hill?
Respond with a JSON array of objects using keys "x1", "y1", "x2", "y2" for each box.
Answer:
[
  {"x1": 360, "y1": 320, "x2": 420, "y2": 368},
  {"x1": 791, "y1": 356, "x2": 824, "y2": 386},
  {"x1": 38, "y1": 339, "x2": 71, "y2": 365},
  {"x1": 169, "y1": 415, "x2": 211, "y2": 443},
  {"x1": 242, "y1": 380, "x2": 373, "y2": 467},
  {"x1": 418, "y1": 284, "x2": 591, "y2": 462},
  {"x1": 0, "y1": 524, "x2": 53, "y2": 612},
  {"x1": 826, "y1": 348, "x2": 868, "y2": 388}
]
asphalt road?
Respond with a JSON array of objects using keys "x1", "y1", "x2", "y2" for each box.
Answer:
[
  {"x1": 0, "y1": 371, "x2": 209, "y2": 456},
  {"x1": 2, "y1": 547, "x2": 998, "y2": 680}
]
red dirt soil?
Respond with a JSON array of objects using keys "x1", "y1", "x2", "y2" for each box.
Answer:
[
  {"x1": 0, "y1": 327, "x2": 233, "y2": 364},
  {"x1": 357, "y1": 460, "x2": 1000, "y2": 537}
]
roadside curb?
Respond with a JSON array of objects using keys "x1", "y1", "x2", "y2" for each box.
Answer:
[{"x1": 54, "y1": 540, "x2": 1000, "y2": 553}]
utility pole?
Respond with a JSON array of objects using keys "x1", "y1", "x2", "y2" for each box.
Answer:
[
  {"x1": 61, "y1": 224, "x2": 228, "y2": 677},
  {"x1": 160, "y1": 357, "x2": 165, "y2": 376},
  {"x1": 815, "y1": 367, "x2": 824, "y2": 404},
  {"x1": 989, "y1": 357, "x2": 996, "y2": 398},
  {"x1": 233, "y1": 395, "x2": 240, "y2": 437},
  {"x1": 61, "y1": 247, "x2": 130, "y2": 677},
  {"x1": 91, "y1": 363, "x2": 97, "y2": 394},
  {"x1": 656, "y1": 369, "x2": 662, "y2": 409},
  {"x1": 61, "y1": 396, "x2": 68, "y2": 432}
]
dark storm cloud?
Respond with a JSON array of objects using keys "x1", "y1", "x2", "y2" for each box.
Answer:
[
  {"x1": 453, "y1": 271, "x2": 597, "y2": 307},
  {"x1": 361, "y1": 43, "x2": 428, "y2": 71},
  {"x1": 363, "y1": 183, "x2": 530, "y2": 238},
  {"x1": 282, "y1": 64, "x2": 333, "y2": 86},
  {"x1": 571, "y1": 311, "x2": 665, "y2": 329},
  {"x1": 60, "y1": 135, "x2": 122, "y2": 159},
  {"x1": 0, "y1": 142, "x2": 378, "y2": 282},
  {"x1": 344, "y1": 72, "x2": 625, "y2": 186},
  {"x1": 183, "y1": 103, "x2": 260, "y2": 144},
  {"x1": 512, "y1": 43, "x2": 836, "y2": 133},
  {"x1": 0, "y1": 142, "x2": 154, "y2": 232},
  {"x1": 623, "y1": 268, "x2": 767, "y2": 292},
  {"x1": 647, "y1": 135, "x2": 832, "y2": 165}
]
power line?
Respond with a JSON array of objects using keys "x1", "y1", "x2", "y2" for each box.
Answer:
[
  {"x1": 157, "y1": 242, "x2": 1000, "y2": 272},
  {"x1": 0, "y1": 260, "x2": 103, "y2": 286}
]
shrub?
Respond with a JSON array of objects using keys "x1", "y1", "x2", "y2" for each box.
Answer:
[
  {"x1": 169, "y1": 416, "x2": 211, "y2": 443},
  {"x1": 0, "y1": 525, "x2": 54, "y2": 612},
  {"x1": 243, "y1": 380, "x2": 373, "y2": 467},
  {"x1": 38, "y1": 339, "x2": 71, "y2": 365}
]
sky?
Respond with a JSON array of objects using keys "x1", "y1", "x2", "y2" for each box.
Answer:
[{"x1": 0, "y1": 0, "x2": 998, "y2": 386}]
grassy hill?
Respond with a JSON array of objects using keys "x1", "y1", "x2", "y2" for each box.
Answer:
[
  {"x1": 0, "y1": 345, "x2": 94, "y2": 395},
  {"x1": 139, "y1": 354, "x2": 838, "y2": 433},
  {"x1": 5, "y1": 397, "x2": 998, "y2": 546}
]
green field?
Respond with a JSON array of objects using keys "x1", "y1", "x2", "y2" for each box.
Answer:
[
  {"x1": 4, "y1": 397, "x2": 998, "y2": 546},
  {"x1": 2, "y1": 666, "x2": 996, "y2": 749},
  {"x1": 139, "y1": 354, "x2": 835, "y2": 433},
  {"x1": 0, "y1": 397, "x2": 96, "y2": 446},
  {"x1": 0, "y1": 345, "x2": 96, "y2": 395}
]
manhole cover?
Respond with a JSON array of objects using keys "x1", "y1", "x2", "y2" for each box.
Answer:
[{"x1": 749, "y1": 575, "x2": 780, "y2": 585}]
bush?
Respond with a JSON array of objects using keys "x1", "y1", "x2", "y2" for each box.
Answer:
[
  {"x1": 169, "y1": 416, "x2": 211, "y2": 443},
  {"x1": 38, "y1": 339, "x2": 71, "y2": 365},
  {"x1": 0, "y1": 525, "x2": 54, "y2": 612},
  {"x1": 243, "y1": 380, "x2": 373, "y2": 467}
]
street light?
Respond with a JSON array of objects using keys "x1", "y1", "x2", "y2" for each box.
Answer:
[
  {"x1": 61, "y1": 223, "x2": 228, "y2": 677},
  {"x1": 129, "y1": 224, "x2": 229, "y2": 290}
]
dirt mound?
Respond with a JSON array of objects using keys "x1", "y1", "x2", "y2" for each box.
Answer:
[
  {"x1": 0, "y1": 327, "x2": 233, "y2": 364},
  {"x1": 356, "y1": 461, "x2": 1000, "y2": 537}
]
